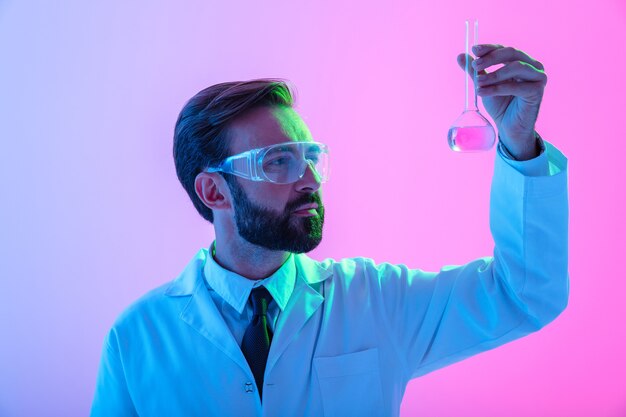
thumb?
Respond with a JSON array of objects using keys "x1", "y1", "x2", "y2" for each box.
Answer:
[{"x1": 456, "y1": 53, "x2": 474, "y2": 72}]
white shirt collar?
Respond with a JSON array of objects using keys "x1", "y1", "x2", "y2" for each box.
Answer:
[{"x1": 202, "y1": 241, "x2": 296, "y2": 314}]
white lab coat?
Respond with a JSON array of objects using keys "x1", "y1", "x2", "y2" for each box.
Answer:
[{"x1": 91, "y1": 141, "x2": 569, "y2": 417}]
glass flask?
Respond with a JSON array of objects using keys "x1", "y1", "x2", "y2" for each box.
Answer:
[{"x1": 447, "y1": 19, "x2": 496, "y2": 152}]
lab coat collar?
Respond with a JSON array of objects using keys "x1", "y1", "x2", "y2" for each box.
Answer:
[
  {"x1": 164, "y1": 248, "x2": 208, "y2": 296},
  {"x1": 294, "y1": 252, "x2": 333, "y2": 284}
]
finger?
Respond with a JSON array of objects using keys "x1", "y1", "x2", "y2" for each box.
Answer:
[
  {"x1": 472, "y1": 46, "x2": 544, "y2": 72},
  {"x1": 456, "y1": 53, "x2": 488, "y2": 77},
  {"x1": 476, "y1": 61, "x2": 547, "y2": 87},
  {"x1": 477, "y1": 80, "x2": 545, "y2": 98},
  {"x1": 471, "y1": 44, "x2": 503, "y2": 57}
]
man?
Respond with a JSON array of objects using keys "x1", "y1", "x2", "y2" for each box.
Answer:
[{"x1": 91, "y1": 44, "x2": 569, "y2": 416}]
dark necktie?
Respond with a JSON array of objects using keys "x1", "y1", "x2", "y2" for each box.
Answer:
[{"x1": 241, "y1": 286, "x2": 274, "y2": 400}]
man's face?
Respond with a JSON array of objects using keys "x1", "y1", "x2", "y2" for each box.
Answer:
[{"x1": 225, "y1": 105, "x2": 325, "y2": 253}]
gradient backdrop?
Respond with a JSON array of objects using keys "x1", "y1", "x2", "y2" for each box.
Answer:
[{"x1": 1, "y1": 0, "x2": 624, "y2": 416}]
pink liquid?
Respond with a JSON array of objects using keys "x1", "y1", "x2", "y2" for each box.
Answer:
[{"x1": 447, "y1": 126, "x2": 496, "y2": 152}]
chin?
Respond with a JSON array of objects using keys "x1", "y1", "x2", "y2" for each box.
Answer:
[{"x1": 296, "y1": 237, "x2": 323, "y2": 254}]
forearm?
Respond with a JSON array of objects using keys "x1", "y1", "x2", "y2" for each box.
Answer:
[{"x1": 490, "y1": 137, "x2": 569, "y2": 324}]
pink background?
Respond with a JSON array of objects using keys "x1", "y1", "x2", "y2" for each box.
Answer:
[{"x1": 1, "y1": 0, "x2": 624, "y2": 415}]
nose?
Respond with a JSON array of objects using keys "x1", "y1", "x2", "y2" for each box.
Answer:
[{"x1": 294, "y1": 160, "x2": 322, "y2": 193}]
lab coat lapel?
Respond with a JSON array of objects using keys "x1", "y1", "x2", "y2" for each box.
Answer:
[
  {"x1": 180, "y1": 283, "x2": 251, "y2": 374},
  {"x1": 265, "y1": 254, "x2": 331, "y2": 374},
  {"x1": 166, "y1": 250, "x2": 251, "y2": 375}
]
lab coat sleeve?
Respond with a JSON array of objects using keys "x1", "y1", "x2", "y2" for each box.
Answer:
[
  {"x1": 373, "y1": 138, "x2": 569, "y2": 381},
  {"x1": 497, "y1": 132, "x2": 550, "y2": 177},
  {"x1": 90, "y1": 328, "x2": 139, "y2": 417}
]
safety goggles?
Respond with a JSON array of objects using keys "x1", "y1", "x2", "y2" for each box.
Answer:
[{"x1": 205, "y1": 141, "x2": 330, "y2": 184}]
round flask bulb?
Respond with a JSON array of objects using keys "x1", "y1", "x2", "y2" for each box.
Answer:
[{"x1": 447, "y1": 110, "x2": 496, "y2": 152}]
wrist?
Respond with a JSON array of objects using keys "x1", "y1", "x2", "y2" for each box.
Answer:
[{"x1": 499, "y1": 132, "x2": 541, "y2": 161}]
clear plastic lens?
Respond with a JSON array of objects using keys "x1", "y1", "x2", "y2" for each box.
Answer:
[
  {"x1": 310, "y1": 152, "x2": 328, "y2": 179},
  {"x1": 263, "y1": 152, "x2": 297, "y2": 173},
  {"x1": 261, "y1": 142, "x2": 328, "y2": 184}
]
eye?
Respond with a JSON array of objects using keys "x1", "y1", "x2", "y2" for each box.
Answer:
[{"x1": 267, "y1": 157, "x2": 288, "y2": 166}]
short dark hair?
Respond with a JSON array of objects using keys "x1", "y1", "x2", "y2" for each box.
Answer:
[{"x1": 173, "y1": 79, "x2": 295, "y2": 223}]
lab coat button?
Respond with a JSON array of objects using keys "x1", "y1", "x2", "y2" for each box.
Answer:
[{"x1": 244, "y1": 382, "x2": 254, "y2": 393}]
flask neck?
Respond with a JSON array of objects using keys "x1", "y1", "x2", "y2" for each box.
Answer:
[{"x1": 465, "y1": 71, "x2": 479, "y2": 112}]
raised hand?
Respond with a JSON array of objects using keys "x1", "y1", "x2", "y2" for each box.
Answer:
[{"x1": 457, "y1": 44, "x2": 547, "y2": 160}]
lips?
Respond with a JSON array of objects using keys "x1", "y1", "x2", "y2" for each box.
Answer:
[
  {"x1": 294, "y1": 203, "x2": 319, "y2": 212},
  {"x1": 293, "y1": 203, "x2": 320, "y2": 217}
]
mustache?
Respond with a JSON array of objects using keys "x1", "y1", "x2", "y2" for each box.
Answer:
[{"x1": 286, "y1": 192, "x2": 323, "y2": 212}]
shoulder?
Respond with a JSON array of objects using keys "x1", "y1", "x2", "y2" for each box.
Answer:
[
  {"x1": 113, "y1": 249, "x2": 208, "y2": 326},
  {"x1": 300, "y1": 254, "x2": 373, "y2": 275},
  {"x1": 110, "y1": 280, "x2": 190, "y2": 335},
  {"x1": 316, "y1": 255, "x2": 410, "y2": 277},
  {"x1": 308, "y1": 255, "x2": 435, "y2": 291},
  {"x1": 302, "y1": 255, "x2": 397, "y2": 288}
]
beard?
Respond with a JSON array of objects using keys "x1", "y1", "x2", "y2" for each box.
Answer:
[{"x1": 228, "y1": 178, "x2": 325, "y2": 254}]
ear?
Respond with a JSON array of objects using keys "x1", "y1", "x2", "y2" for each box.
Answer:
[{"x1": 194, "y1": 172, "x2": 232, "y2": 211}]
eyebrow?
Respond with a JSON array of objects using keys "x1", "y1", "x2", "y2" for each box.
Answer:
[{"x1": 269, "y1": 145, "x2": 298, "y2": 153}]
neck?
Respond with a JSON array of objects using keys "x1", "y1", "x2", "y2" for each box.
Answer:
[{"x1": 212, "y1": 237, "x2": 290, "y2": 280}]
